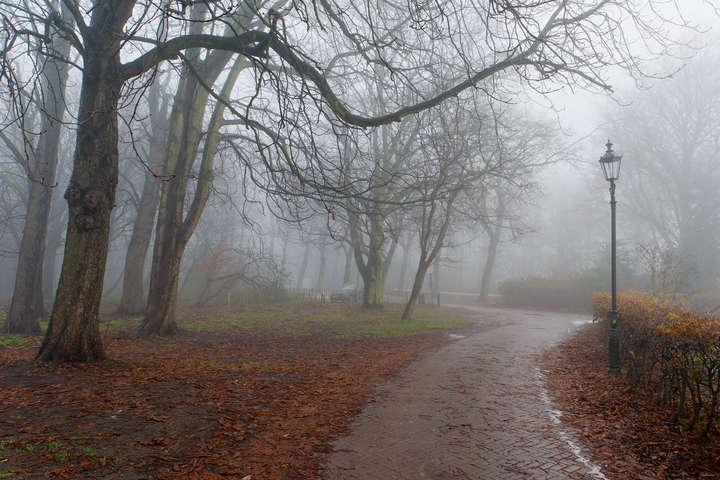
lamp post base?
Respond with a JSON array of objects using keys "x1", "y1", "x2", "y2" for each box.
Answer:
[{"x1": 608, "y1": 311, "x2": 620, "y2": 373}]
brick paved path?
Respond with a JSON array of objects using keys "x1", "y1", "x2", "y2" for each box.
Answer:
[{"x1": 323, "y1": 306, "x2": 607, "y2": 480}]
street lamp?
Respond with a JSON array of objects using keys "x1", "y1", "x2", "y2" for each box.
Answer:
[{"x1": 599, "y1": 139, "x2": 622, "y2": 373}]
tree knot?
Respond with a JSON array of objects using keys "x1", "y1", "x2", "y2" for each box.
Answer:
[{"x1": 65, "y1": 182, "x2": 112, "y2": 231}]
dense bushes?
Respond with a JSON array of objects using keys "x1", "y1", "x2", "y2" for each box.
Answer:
[
  {"x1": 498, "y1": 276, "x2": 596, "y2": 311},
  {"x1": 594, "y1": 292, "x2": 720, "y2": 435}
]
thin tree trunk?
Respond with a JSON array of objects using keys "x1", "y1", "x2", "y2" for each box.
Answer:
[
  {"x1": 398, "y1": 239, "x2": 410, "y2": 291},
  {"x1": 118, "y1": 82, "x2": 167, "y2": 315},
  {"x1": 343, "y1": 245, "x2": 353, "y2": 284},
  {"x1": 479, "y1": 230, "x2": 500, "y2": 301},
  {"x1": 296, "y1": 243, "x2": 310, "y2": 289},
  {"x1": 315, "y1": 244, "x2": 327, "y2": 290},
  {"x1": 141, "y1": 53, "x2": 243, "y2": 335},
  {"x1": 431, "y1": 253, "x2": 440, "y2": 304},
  {"x1": 5, "y1": 6, "x2": 72, "y2": 334},
  {"x1": 117, "y1": 173, "x2": 160, "y2": 315},
  {"x1": 37, "y1": 51, "x2": 124, "y2": 362},
  {"x1": 43, "y1": 211, "x2": 65, "y2": 304},
  {"x1": 280, "y1": 236, "x2": 289, "y2": 273},
  {"x1": 401, "y1": 260, "x2": 431, "y2": 320}
]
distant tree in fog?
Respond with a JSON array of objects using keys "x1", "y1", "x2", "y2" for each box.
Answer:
[{"x1": 615, "y1": 51, "x2": 720, "y2": 290}]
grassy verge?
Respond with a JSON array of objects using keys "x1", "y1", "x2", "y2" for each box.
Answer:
[
  {"x1": 0, "y1": 303, "x2": 474, "y2": 346},
  {"x1": 183, "y1": 302, "x2": 474, "y2": 339}
]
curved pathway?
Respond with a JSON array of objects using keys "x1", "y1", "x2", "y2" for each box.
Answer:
[{"x1": 323, "y1": 306, "x2": 606, "y2": 480}]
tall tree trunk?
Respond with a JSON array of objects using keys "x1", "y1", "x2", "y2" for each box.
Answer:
[
  {"x1": 362, "y1": 259, "x2": 385, "y2": 308},
  {"x1": 296, "y1": 243, "x2": 310, "y2": 289},
  {"x1": 117, "y1": 82, "x2": 167, "y2": 315},
  {"x1": 117, "y1": 172, "x2": 160, "y2": 315},
  {"x1": 431, "y1": 253, "x2": 440, "y2": 303},
  {"x1": 360, "y1": 218, "x2": 386, "y2": 308},
  {"x1": 479, "y1": 230, "x2": 500, "y2": 301},
  {"x1": 315, "y1": 244, "x2": 327, "y2": 290},
  {"x1": 349, "y1": 211, "x2": 389, "y2": 309},
  {"x1": 141, "y1": 53, "x2": 242, "y2": 335},
  {"x1": 343, "y1": 245, "x2": 353, "y2": 284},
  {"x1": 37, "y1": 50, "x2": 124, "y2": 361},
  {"x1": 43, "y1": 210, "x2": 65, "y2": 304},
  {"x1": 5, "y1": 6, "x2": 72, "y2": 334},
  {"x1": 280, "y1": 236, "x2": 289, "y2": 274},
  {"x1": 401, "y1": 260, "x2": 431, "y2": 320},
  {"x1": 397, "y1": 239, "x2": 410, "y2": 291}
]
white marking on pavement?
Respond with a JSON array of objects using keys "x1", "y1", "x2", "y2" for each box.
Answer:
[{"x1": 536, "y1": 369, "x2": 609, "y2": 480}]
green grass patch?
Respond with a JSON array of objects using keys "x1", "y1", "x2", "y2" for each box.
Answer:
[
  {"x1": 0, "y1": 334, "x2": 38, "y2": 347},
  {"x1": 0, "y1": 469, "x2": 15, "y2": 479},
  {"x1": 46, "y1": 440, "x2": 62, "y2": 452},
  {"x1": 185, "y1": 308, "x2": 348, "y2": 333},
  {"x1": 99, "y1": 316, "x2": 141, "y2": 333},
  {"x1": 81, "y1": 447, "x2": 99, "y2": 458},
  {"x1": 341, "y1": 310, "x2": 474, "y2": 338},
  {"x1": 184, "y1": 303, "x2": 473, "y2": 339}
]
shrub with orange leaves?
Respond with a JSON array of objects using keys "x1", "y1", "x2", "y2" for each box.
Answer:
[{"x1": 594, "y1": 292, "x2": 720, "y2": 436}]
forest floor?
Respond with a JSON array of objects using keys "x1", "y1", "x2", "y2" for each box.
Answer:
[
  {"x1": 543, "y1": 323, "x2": 720, "y2": 479},
  {"x1": 0, "y1": 302, "x2": 474, "y2": 480}
]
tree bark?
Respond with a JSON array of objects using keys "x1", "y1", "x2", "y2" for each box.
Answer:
[
  {"x1": 141, "y1": 52, "x2": 243, "y2": 335},
  {"x1": 296, "y1": 243, "x2": 310, "y2": 289},
  {"x1": 397, "y1": 239, "x2": 410, "y2": 291},
  {"x1": 401, "y1": 260, "x2": 431, "y2": 320},
  {"x1": 37, "y1": 51, "x2": 124, "y2": 361},
  {"x1": 5, "y1": 6, "x2": 72, "y2": 335},
  {"x1": 117, "y1": 82, "x2": 167, "y2": 315},
  {"x1": 431, "y1": 253, "x2": 440, "y2": 303},
  {"x1": 117, "y1": 173, "x2": 160, "y2": 315},
  {"x1": 43, "y1": 210, "x2": 65, "y2": 305},
  {"x1": 479, "y1": 230, "x2": 500, "y2": 301},
  {"x1": 315, "y1": 243, "x2": 327, "y2": 290},
  {"x1": 342, "y1": 245, "x2": 353, "y2": 284},
  {"x1": 359, "y1": 216, "x2": 386, "y2": 308}
]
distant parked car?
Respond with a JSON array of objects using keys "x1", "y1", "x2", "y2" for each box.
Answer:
[{"x1": 330, "y1": 283, "x2": 358, "y2": 303}]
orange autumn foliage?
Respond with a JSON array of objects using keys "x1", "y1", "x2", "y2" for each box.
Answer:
[{"x1": 593, "y1": 292, "x2": 720, "y2": 436}]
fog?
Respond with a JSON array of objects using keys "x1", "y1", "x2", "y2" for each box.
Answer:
[
  {"x1": 6, "y1": 2, "x2": 720, "y2": 478},
  {"x1": 0, "y1": 0, "x2": 718, "y2": 344}
]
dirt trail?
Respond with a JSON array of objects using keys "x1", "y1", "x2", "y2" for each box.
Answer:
[{"x1": 323, "y1": 306, "x2": 606, "y2": 480}]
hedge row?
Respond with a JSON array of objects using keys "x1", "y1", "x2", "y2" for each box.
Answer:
[{"x1": 594, "y1": 292, "x2": 720, "y2": 435}]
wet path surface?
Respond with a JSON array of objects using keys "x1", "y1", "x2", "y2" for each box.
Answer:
[{"x1": 323, "y1": 306, "x2": 605, "y2": 480}]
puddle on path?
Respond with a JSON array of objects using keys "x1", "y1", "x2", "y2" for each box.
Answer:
[{"x1": 447, "y1": 333, "x2": 466, "y2": 340}]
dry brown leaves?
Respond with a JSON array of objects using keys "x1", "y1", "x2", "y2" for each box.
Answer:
[
  {"x1": 0, "y1": 303, "x2": 450, "y2": 479},
  {"x1": 543, "y1": 323, "x2": 720, "y2": 480}
]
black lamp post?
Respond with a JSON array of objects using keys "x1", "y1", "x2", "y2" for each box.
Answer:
[{"x1": 599, "y1": 140, "x2": 622, "y2": 373}]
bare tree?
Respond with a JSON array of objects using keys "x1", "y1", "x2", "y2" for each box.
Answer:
[
  {"x1": 0, "y1": 0, "x2": 692, "y2": 361},
  {"x1": 117, "y1": 78, "x2": 170, "y2": 315},
  {"x1": 615, "y1": 51, "x2": 720, "y2": 290},
  {"x1": 3, "y1": 2, "x2": 73, "y2": 334},
  {"x1": 401, "y1": 103, "x2": 473, "y2": 320}
]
